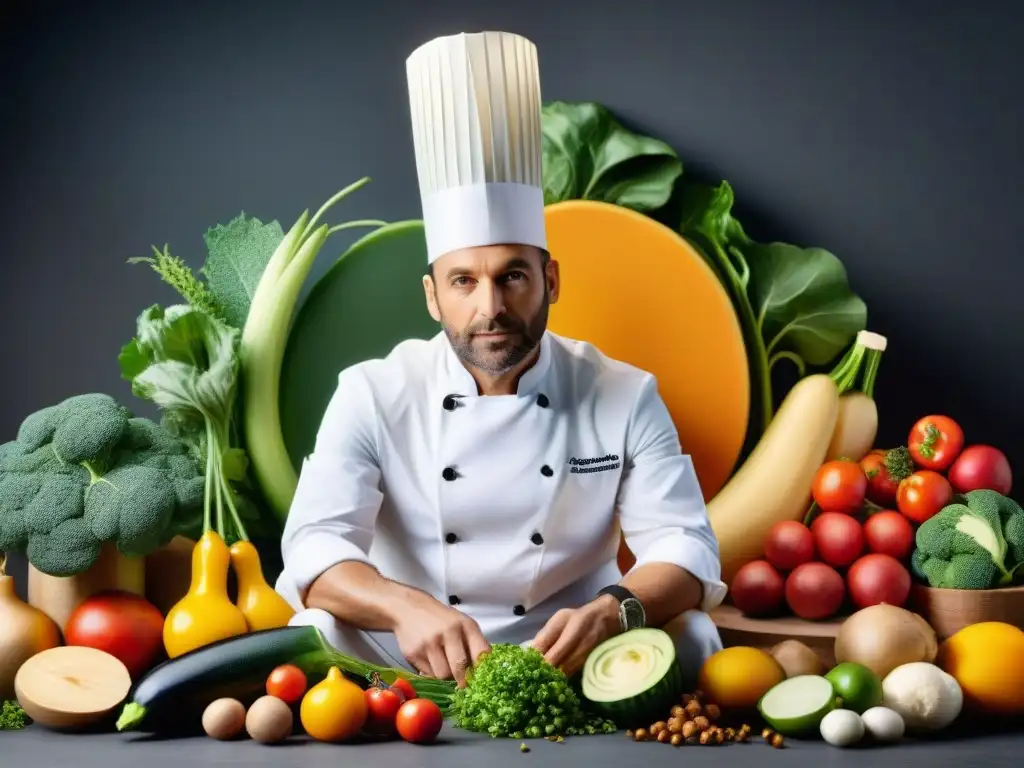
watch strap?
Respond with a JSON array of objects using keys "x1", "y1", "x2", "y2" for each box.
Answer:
[{"x1": 597, "y1": 584, "x2": 638, "y2": 604}]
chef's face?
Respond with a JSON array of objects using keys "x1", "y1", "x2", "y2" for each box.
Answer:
[{"x1": 424, "y1": 244, "x2": 559, "y2": 376}]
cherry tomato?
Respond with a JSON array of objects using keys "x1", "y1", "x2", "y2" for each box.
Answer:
[
  {"x1": 897, "y1": 470, "x2": 953, "y2": 524},
  {"x1": 812, "y1": 460, "x2": 868, "y2": 514},
  {"x1": 365, "y1": 685, "x2": 404, "y2": 734},
  {"x1": 266, "y1": 664, "x2": 308, "y2": 704},
  {"x1": 863, "y1": 511, "x2": 915, "y2": 561},
  {"x1": 395, "y1": 698, "x2": 443, "y2": 743},
  {"x1": 908, "y1": 415, "x2": 964, "y2": 471},
  {"x1": 391, "y1": 677, "x2": 417, "y2": 701},
  {"x1": 810, "y1": 512, "x2": 865, "y2": 568},
  {"x1": 763, "y1": 521, "x2": 816, "y2": 571},
  {"x1": 947, "y1": 445, "x2": 1013, "y2": 496}
]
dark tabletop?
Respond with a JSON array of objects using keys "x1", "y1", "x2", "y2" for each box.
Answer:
[{"x1": 3, "y1": 722, "x2": 1019, "y2": 768}]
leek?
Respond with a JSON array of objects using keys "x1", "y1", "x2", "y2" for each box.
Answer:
[{"x1": 240, "y1": 178, "x2": 385, "y2": 523}]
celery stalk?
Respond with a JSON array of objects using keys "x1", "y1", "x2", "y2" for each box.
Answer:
[{"x1": 240, "y1": 178, "x2": 385, "y2": 523}]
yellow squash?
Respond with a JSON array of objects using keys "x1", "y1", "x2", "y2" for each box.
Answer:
[
  {"x1": 163, "y1": 531, "x2": 248, "y2": 658},
  {"x1": 230, "y1": 540, "x2": 295, "y2": 631}
]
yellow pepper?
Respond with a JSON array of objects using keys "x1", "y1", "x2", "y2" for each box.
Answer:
[
  {"x1": 230, "y1": 540, "x2": 295, "y2": 631},
  {"x1": 163, "y1": 530, "x2": 248, "y2": 658}
]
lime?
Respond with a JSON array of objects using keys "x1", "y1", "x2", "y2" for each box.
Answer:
[{"x1": 825, "y1": 662, "x2": 883, "y2": 714}]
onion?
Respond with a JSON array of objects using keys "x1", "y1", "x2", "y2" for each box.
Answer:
[{"x1": 834, "y1": 604, "x2": 938, "y2": 680}]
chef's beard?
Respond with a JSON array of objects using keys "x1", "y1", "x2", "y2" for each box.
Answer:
[{"x1": 442, "y1": 297, "x2": 549, "y2": 376}]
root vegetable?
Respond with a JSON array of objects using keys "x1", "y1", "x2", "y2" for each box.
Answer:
[
  {"x1": 785, "y1": 562, "x2": 845, "y2": 620},
  {"x1": 203, "y1": 698, "x2": 246, "y2": 740},
  {"x1": 825, "y1": 331, "x2": 888, "y2": 462},
  {"x1": 730, "y1": 560, "x2": 785, "y2": 617},
  {"x1": 0, "y1": 553, "x2": 61, "y2": 700},
  {"x1": 881, "y1": 662, "x2": 962, "y2": 731},
  {"x1": 14, "y1": 645, "x2": 132, "y2": 730},
  {"x1": 834, "y1": 604, "x2": 938, "y2": 680},
  {"x1": 769, "y1": 640, "x2": 823, "y2": 678}
]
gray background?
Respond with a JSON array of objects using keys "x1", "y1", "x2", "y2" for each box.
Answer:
[{"x1": 2, "y1": 0, "x2": 1022, "y2": 592}]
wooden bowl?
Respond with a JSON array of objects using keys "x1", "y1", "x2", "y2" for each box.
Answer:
[
  {"x1": 710, "y1": 605, "x2": 844, "y2": 668},
  {"x1": 908, "y1": 583, "x2": 1024, "y2": 640}
]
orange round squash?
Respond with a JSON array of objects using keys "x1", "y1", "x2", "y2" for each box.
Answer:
[{"x1": 543, "y1": 201, "x2": 750, "y2": 572}]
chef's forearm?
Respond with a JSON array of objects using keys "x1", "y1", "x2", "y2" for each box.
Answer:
[
  {"x1": 304, "y1": 561, "x2": 434, "y2": 632},
  {"x1": 618, "y1": 562, "x2": 704, "y2": 628}
]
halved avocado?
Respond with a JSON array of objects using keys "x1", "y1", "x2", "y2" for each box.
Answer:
[
  {"x1": 581, "y1": 628, "x2": 682, "y2": 728},
  {"x1": 757, "y1": 675, "x2": 839, "y2": 737}
]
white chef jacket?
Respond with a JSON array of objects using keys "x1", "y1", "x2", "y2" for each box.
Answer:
[{"x1": 276, "y1": 330, "x2": 727, "y2": 643}]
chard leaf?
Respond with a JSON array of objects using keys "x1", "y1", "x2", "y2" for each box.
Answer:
[
  {"x1": 745, "y1": 242, "x2": 867, "y2": 374},
  {"x1": 119, "y1": 304, "x2": 240, "y2": 431},
  {"x1": 201, "y1": 213, "x2": 285, "y2": 329},
  {"x1": 541, "y1": 101, "x2": 682, "y2": 212}
]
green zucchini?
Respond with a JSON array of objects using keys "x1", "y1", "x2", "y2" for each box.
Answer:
[{"x1": 115, "y1": 625, "x2": 455, "y2": 732}]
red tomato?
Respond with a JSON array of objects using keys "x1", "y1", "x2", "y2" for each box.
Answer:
[
  {"x1": 391, "y1": 677, "x2": 417, "y2": 701},
  {"x1": 947, "y1": 445, "x2": 1013, "y2": 496},
  {"x1": 863, "y1": 511, "x2": 915, "y2": 561},
  {"x1": 846, "y1": 553, "x2": 911, "y2": 609},
  {"x1": 810, "y1": 512, "x2": 865, "y2": 568},
  {"x1": 395, "y1": 698, "x2": 443, "y2": 743},
  {"x1": 812, "y1": 460, "x2": 868, "y2": 514},
  {"x1": 266, "y1": 664, "x2": 307, "y2": 704},
  {"x1": 365, "y1": 685, "x2": 405, "y2": 734},
  {"x1": 908, "y1": 415, "x2": 964, "y2": 471},
  {"x1": 729, "y1": 560, "x2": 785, "y2": 617},
  {"x1": 63, "y1": 591, "x2": 164, "y2": 679},
  {"x1": 763, "y1": 521, "x2": 816, "y2": 571},
  {"x1": 897, "y1": 470, "x2": 953, "y2": 524},
  {"x1": 785, "y1": 562, "x2": 846, "y2": 620},
  {"x1": 860, "y1": 448, "x2": 912, "y2": 506}
]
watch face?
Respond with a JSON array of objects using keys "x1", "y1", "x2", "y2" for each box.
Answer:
[{"x1": 620, "y1": 598, "x2": 645, "y2": 629}]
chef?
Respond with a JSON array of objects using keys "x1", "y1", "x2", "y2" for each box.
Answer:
[{"x1": 277, "y1": 30, "x2": 727, "y2": 688}]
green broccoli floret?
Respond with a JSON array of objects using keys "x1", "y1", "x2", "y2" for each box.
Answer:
[
  {"x1": 0, "y1": 393, "x2": 204, "y2": 576},
  {"x1": 911, "y1": 489, "x2": 1024, "y2": 589}
]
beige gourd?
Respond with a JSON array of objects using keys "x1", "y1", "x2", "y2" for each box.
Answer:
[{"x1": 0, "y1": 552, "x2": 62, "y2": 700}]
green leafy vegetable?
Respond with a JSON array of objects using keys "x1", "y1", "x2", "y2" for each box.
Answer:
[
  {"x1": 680, "y1": 180, "x2": 867, "y2": 432},
  {"x1": 0, "y1": 700, "x2": 27, "y2": 729},
  {"x1": 0, "y1": 393, "x2": 204, "y2": 576},
  {"x1": 239, "y1": 179, "x2": 385, "y2": 523},
  {"x1": 118, "y1": 304, "x2": 250, "y2": 544},
  {"x1": 541, "y1": 101, "x2": 682, "y2": 212},
  {"x1": 450, "y1": 643, "x2": 616, "y2": 739},
  {"x1": 201, "y1": 213, "x2": 286, "y2": 330}
]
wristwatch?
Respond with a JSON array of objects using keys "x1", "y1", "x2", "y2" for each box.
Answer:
[{"x1": 597, "y1": 585, "x2": 646, "y2": 632}]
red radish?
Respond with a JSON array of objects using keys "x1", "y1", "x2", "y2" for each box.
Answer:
[
  {"x1": 763, "y1": 521, "x2": 816, "y2": 571},
  {"x1": 846, "y1": 553, "x2": 911, "y2": 609},
  {"x1": 729, "y1": 560, "x2": 785, "y2": 617},
  {"x1": 863, "y1": 511, "x2": 915, "y2": 561},
  {"x1": 947, "y1": 445, "x2": 1012, "y2": 496},
  {"x1": 811, "y1": 512, "x2": 865, "y2": 568},
  {"x1": 785, "y1": 562, "x2": 846, "y2": 620}
]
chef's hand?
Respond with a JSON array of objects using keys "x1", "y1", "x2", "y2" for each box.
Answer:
[
  {"x1": 393, "y1": 601, "x2": 491, "y2": 688},
  {"x1": 530, "y1": 596, "x2": 621, "y2": 678}
]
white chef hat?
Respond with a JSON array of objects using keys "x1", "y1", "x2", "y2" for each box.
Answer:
[{"x1": 406, "y1": 31, "x2": 547, "y2": 264}]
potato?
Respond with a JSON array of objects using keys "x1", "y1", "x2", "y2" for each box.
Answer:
[
  {"x1": 202, "y1": 698, "x2": 246, "y2": 740},
  {"x1": 245, "y1": 695, "x2": 293, "y2": 744},
  {"x1": 770, "y1": 639, "x2": 824, "y2": 678}
]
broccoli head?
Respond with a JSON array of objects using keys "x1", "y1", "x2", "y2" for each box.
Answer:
[
  {"x1": 911, "y1": 489, "x2": 1024, "y2": 589},
  {"x1": 0, "y1": 393, "x2": 205, "y2": 576}
]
